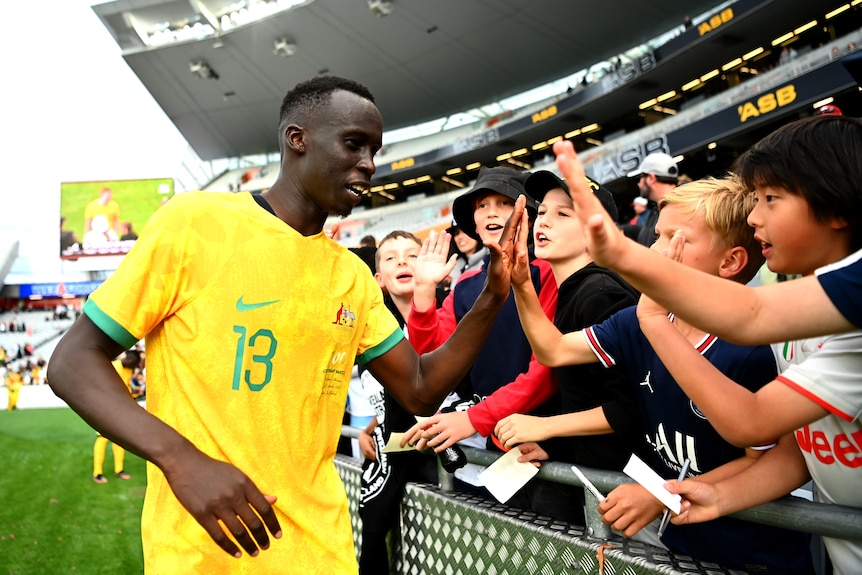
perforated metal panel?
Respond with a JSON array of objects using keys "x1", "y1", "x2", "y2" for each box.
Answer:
[{"x1": 336, "y1": 456, "x2": 750, "y2": 575}]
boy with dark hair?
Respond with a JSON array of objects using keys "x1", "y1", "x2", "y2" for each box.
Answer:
[
  {"x1": 48, "y1": 75, "x2": 518, "y2": 574},
  {"x1": 504, "y1": 176, "x2": 814, "y2": 573}
]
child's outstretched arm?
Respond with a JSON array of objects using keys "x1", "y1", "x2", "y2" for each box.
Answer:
[
  {"x1": 667, "y1": 434, "x2": 810, "y2": 526},
  {"x1": 638, "y1": 301, "x2": 827, "y2": 447},
  {"x1": 494, "y1": 406, "x2": 613, "y2": 449},
  {"x1": 510, "y1": 208, "x2": 596, "y2": 367},
  {"x1": 552, "y1": 140, "x2": 854, "y2": 344}
]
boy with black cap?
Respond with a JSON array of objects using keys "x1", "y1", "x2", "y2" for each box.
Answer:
[{"x1": 402, "y1": 166, "x2": 557, "y2": 492}]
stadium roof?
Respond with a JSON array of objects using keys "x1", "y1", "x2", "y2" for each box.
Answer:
[{"x1": 93, "y1": 0, "x2": 725, "y2": 161}]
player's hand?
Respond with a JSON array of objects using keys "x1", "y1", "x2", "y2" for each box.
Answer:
[
  {"x1": 552, "y1": 140, "x2": 627, "y2": 267},
  {"x1": 665, "y1": 478, "x2": 722, "y2": 525},
  {"x1": 485, "y1": 195, "x2": 525, "y2": 303},
  {"x1": 515, "y1": 442, "x2": 549, "y2": 468},
  {"x1": 599, "y1": 483, "x2": 665, "y2": 538},
  {"x1": 162, "y1": 448, "x2": 282, "y2": 558},
  {"x1": 494, "y1": 413, "x2": 549, "y2": 447},
  {"x1": 414, "y1": 231, "x2": 458, "y2": 289},
  {"x1": 418, "y1": 410, "x2": 477, "y2": 452}
]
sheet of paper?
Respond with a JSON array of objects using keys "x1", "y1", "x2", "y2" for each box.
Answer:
[
  {"x1": 382, "y1": 432, "x2": 417, "y2": 453},
  {"x1": 622, "y1": 454, "x2": 681, "y2": 514},
  {"x1": 477, "y1": 446, "x2": 539, "y2": 504}
]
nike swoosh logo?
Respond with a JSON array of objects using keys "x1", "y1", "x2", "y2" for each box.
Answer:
[{"x1": 236, "y1": 296, "x2": 280, "y2": 311}]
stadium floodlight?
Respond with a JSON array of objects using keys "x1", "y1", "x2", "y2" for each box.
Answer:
[
  {"x1": 189, "y1": 60, "x2": 219, "y2": 80},
  {"x1": 273, "y1": 37, "x2": 297, "y2": 57},
  {"x1": 368, "y1": 0, "x2": 392, "y2": 17}
]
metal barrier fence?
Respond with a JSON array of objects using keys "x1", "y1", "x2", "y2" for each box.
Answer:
[{"x1": 339, "y1": 425, "x2": 862, "y2": 574}]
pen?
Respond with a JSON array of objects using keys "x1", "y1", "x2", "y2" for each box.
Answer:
[
  {"x1": 570, "y1": 465, "x2": 605, "y2": 502},
  {"x1": 657, "y1": 458, "x2": 690, "y2": 538}
]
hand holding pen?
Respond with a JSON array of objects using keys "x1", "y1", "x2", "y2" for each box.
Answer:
[{"x1": 657, "y1": 459, "x2": 690, "y2": 538}]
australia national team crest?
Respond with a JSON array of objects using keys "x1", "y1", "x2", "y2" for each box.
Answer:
[{"x1": 331, "y1": 301, "x2": 357, "y2": 344}]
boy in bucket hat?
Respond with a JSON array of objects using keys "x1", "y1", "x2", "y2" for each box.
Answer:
[{"x1": 401, "y1": 166, "x2": 558, "y2": 495}]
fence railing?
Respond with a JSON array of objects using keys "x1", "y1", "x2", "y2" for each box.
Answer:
[{"x1": 341, "y1": 425, "x2": 862, "y2": 542}]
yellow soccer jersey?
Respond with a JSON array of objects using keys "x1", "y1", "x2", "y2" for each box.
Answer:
[{"x1": 84, "y1": 191, "x2": 402, "y2": 574}]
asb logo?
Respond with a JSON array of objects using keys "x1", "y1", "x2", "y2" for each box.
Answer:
[{"x1": 737, "y1": 85, "x2": 797, "y2": 123}]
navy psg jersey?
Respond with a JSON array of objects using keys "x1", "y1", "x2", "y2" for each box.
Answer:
[{"x1": 585, "y1": 306, "x2": 779, "y2": 478}]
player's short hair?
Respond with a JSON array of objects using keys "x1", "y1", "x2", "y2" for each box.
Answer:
[
  {"x1": 659, "y1": 177, "x2": 763, "y2": 284},
  {"x1": 733, "y1": 115, "x2": 862, "y2": 251},
  {"x1": 277, "y1": 75, "x2": 375, "y2": 154},
  {"x1": 374, "y1": 230, "x2": 421, "y2": 270}
]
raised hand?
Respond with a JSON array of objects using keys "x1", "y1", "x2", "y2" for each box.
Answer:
[
  {"x1": 511, "y1": 206, "x2": 532, "y2": 288},
  {"x1": 414, "y1": 230, "x2": 458, "y2": 288},
  {"x1": 552, "y1": 140, "x2": 628, "y2": 268},
  {"x1": 485, "y1": 195, "x2": 526, "y2": 302},
  {"x1": 162, "y1": 449, "x2": 282, "y2": 558}
]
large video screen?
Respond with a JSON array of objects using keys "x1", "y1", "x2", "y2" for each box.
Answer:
[{"x1": 60, "y1": 178, "x2": 174, "y2": 259}]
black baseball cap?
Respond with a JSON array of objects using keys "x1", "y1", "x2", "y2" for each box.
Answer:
[
  {"x1": 451, "y1": 167, "x2": 538, "y2": 241},
  {"x1": 524, "y1": 170, "x2": 618, "y2": 221}
]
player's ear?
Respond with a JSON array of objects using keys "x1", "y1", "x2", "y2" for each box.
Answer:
[
  {"x1": 718, "y1": 246, "x2": 748, "y2": 280},
  {"x1": 285, "y1": 124, "x2": 306, "y2": 154}
]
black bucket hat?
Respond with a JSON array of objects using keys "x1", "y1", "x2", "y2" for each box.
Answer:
[{"x1": 451, "y1": 166, "x2": 538, "y2": 241}]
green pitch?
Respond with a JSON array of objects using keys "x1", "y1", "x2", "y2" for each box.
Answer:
[{"x1": 0, "y1": 408, "x2": 146, "y2": 574}]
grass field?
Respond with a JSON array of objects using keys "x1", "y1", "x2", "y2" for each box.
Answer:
[{"x1": 0, "y1": 408, "x2": 146, "y2": 575}]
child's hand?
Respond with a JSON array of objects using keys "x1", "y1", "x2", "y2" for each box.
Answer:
[
  {"x1": 552, "y1": 140, "x2": 626, "y2": 267},
  {"x1": 598, "y1": 483, "x2": 665, "y2": 538},
  {"x1": 358, "y1": 429, "x2": 377, "y2": 461},
  {"x1": 515, "y1": 442, "x2": 548, "y2": 468},
  {"x1": 494, "y1": 413, "x2": 549, "y2": 447},
  {"x1": 414, "y1": 231, "x2": 458, "y2": 289},
  {"x1": 665, "y1": 478, "x2": 722, "y2": 525},
  {"x1": 419, "y1": 410, "x2": 477, "y2": 452},
  {"x1": 637, "y1": 231, "x2": 684, "y2": 323}
]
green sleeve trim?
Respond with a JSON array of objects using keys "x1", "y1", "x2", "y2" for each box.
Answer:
[
  {"x1": 83, "y1": 300, "x2": 140, "y2": 349},
  {"x1": 356, "y1": 328, "x2": 405, "y2": 365}
]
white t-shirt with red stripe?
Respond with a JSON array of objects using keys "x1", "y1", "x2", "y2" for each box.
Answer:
[{"x1": 775, "y1": 332, "x2": 862, "y2": 574}]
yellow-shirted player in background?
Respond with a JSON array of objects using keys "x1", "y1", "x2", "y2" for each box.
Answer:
[
  {"x1": 93, "y1": 348, "x2": 143, "y2": 483},
  {"x1": 5, "y1": 367, "x2": 23, "y2": 410}
]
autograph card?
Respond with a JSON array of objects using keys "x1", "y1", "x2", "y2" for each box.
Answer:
[
  {"x1": 622, "y1": 454, "x2": 682, "y2": 514},
  {"x1": 477, "y1": 446, "x2": 539, "y2": 503}
]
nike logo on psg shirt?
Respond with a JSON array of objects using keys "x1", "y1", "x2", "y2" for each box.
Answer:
[{"x1": 236, "y1": 296, "x2": 280, "y2": 311}]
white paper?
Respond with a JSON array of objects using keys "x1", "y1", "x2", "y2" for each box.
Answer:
[
  {"x1": 382, "y1": 432, "x2": 417, "y2": 453},
  {"x1": 477, "y1": 447, "x2": 540, "y2": 503},
  {"x1": 622, "y1": 454, "x2": 681, "y2": 514}
]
